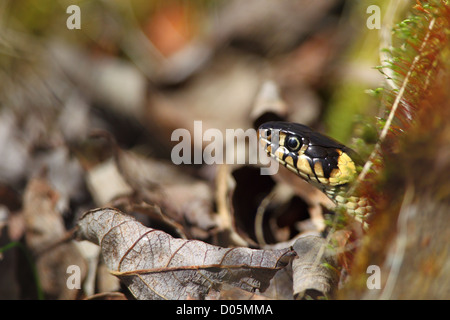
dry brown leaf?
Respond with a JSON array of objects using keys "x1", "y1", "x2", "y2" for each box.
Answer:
[
  {"x1": 85, "y1": 292, "x2": 128, "y2": 300},
  {"x1": 23, "y1": 178, "x2": 68, "y2": 251},
  {"x1": 250, "y1": 80, "x2": 288, "y2": 123},
  {"x1": 262, "y1": 262, "x2": 294, "y2": 300},
  {"x1": 292, "y1": 236, "x2": 339, "y2": 299},
  {"x1": 86, "y1": 158, "x2": 134, "y2": 206},
  {"x1": 114, "y1": 147, "x2": 218, "y2": 239},
  {"x1": 75, "y1": 207, "x2": 296, "y2": 300},
  {"x1": 218, "y1": 284, "x2": 270, "y2": 300},
  {"x1": 23, "y1": 177, "x2": 86, "y2": 299}
]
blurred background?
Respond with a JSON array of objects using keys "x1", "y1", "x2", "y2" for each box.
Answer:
[{"x1": 0, "y1": 0, "x2": 423, "y2": 300}]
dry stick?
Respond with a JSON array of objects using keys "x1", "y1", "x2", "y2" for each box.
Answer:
[
  {"x1": 254, "y1": 191, "x2": 275, "y2": 246},
  {"x1": 350, "y1": 17, "x2": 436, "y2": 195}
]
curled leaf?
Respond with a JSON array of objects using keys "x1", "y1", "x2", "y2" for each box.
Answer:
[
  {"x1": 292, "y1": 236, "x2": 339, "y2": 299},
  {"x1": 76, "y1": 207, "x2": 295, "y2": 300}
]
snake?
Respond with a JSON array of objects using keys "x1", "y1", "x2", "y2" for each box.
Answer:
[{"x1": 258, "y1": 121, "x2": 372, "y2": 224}]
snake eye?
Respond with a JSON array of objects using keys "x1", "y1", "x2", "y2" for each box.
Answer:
[{"x1": 286, "y1": 136, "x2": 302, "y2": 152}]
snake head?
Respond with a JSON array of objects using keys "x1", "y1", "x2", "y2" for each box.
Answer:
[{"x1": 258, "y1": 121, "x2": 360, "y2": 189}]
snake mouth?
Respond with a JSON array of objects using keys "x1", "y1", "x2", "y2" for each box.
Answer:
[
  {"x1": 258, "y1": 127, "x2": 283, "y2": 161},
  {"x1": 258, "y1": 125, "x2": 272, "y2": 141}
]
